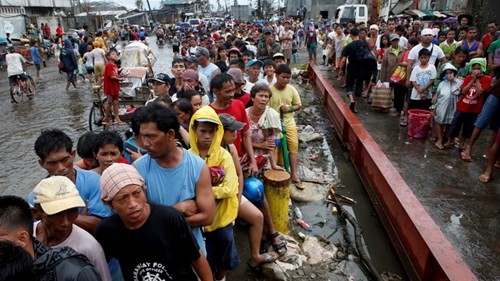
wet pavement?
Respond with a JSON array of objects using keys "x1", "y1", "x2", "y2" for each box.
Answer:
[{"x1": 316, "y1": 64, "x2": 500, "y2": 281}]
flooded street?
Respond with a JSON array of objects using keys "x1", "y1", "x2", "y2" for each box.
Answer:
[
  {"x1": 0, "y1": 38, "x2": 497, "y2": 280},
  {"x1": 0, "y1": 39, "x2": 174, "y2": 197}
]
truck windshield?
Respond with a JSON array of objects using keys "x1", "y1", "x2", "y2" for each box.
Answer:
[{"x1": 340, "y1": 7, "x2": 356, "y2": 19}]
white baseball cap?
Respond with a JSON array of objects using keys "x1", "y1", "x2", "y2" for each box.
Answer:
[
  {"x1": 421, "y1": 28, "x2": 434, "y2": 36},
  {"x1": 33, "y1": 176, "x2": 85, "y2": 215}
]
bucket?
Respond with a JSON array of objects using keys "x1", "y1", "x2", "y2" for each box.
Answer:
[{"x1": 408, "y1": 109, "x2": 433, "y2": 139}]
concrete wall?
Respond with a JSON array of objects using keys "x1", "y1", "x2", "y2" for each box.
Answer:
[
  {"x1": 0, "y1": 15, "x2": 26, "y2": 38},
  {"x1": 0, "y1": 0, "x2": 71, "y2": 7},
  {"x1": 231, "y1": 5, "x2": 251, "y2": 22},
  {"x1": 286, "y1": 0, "x2": 344, "y2": 20}
]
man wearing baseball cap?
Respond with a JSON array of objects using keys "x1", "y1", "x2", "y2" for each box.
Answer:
[
  {"x1": 95, "y1": 163, "x2": 213, "y2": 281},
  {"x1": 244, "y1": 59, "x2": 267, "y2": 93},
  {"x1": 0, "y1": 195, "x2": 101, "y2": 281},
  {"x1": 196, "y1": 47, "x2": 221, "y2": 84},
  {"x1": 146, "y1": 73, "x2": 172, "y2": 105},
  {"x1": 32, "y1": 176, "x2": 112, "y2": 281},
  {"x1": 257, "y1": 27, "x2": 281, "y2": 61},
  {"x1": 227, "y1": 68, "x2": 252, "y2": 107},
  {"x1": 406, "y1": 28, "x2": 446, "y2": 87}
]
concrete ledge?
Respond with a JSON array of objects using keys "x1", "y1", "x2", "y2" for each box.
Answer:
[{"x1": 308, "y1": 63, "x2": 477, "y2": 281}]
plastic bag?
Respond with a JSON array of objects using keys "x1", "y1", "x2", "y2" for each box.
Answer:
[{"x1": 390, "y1": 66, "x2": 407, "y2": 84}]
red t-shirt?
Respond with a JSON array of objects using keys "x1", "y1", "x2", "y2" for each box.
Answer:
[
  {"x1": 457, "y1": 75, "x2": 492, "y2": 113},
  {"x1": 104, "y1": 62, "x2": 120, "y2": 95},
  {"x1": 234, "y1": 92, "x2": 252, "y2": 108},
  {"x1": 210, "y1": 99, "x2": 250, "y2": 156},
  {"x1": 482, "y1": 33, "x2": 494, "y2": 54},
  {"x1": 56, "y1": 26, "x2": 63, "y2": 36}
]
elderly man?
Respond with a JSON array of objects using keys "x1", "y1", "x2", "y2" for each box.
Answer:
[
  {"x1": 95, "y1": 163, "x2": 213, "y2": 281},
  {"x1": 0, "y1": 195, "x2": 101, "y2": 280},
  {"x1": 32, "y1": 176, "x2": 111, "y2": 281}
]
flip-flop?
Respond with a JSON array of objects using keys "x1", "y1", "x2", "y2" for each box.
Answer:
[
  {"x1": 479, "y1": 174, "x2": 491, "y2": 183},
  {"x1": 434, "y1": 142, "x2": 445, "y2": 150},
  {"x1": 460, "y1": 151, "x2": 472, "y2": 162},
  {"x1": 247, "y1": 252, "x2": 279, "y2": 269},
  {"x1": 400, "y1": 117, "x2": 408, "y2": 127},
  {"x1": 292, "y1": 181, "x2": 305, "y2": 190}
]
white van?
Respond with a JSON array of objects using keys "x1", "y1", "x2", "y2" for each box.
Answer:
[{"x1": 334, "y1": 4, "x2": 368, "y2": 24}]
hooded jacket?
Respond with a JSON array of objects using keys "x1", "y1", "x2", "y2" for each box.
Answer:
[
  {"x1": 33, "y1": 239, "x2": 102, "y2": 281},
  {"x1": 59, "y1": 39, "x2": 77, "y2": 72},
  {"x1": 189, "y1": 106, "x2": 239, "y2": 232}
]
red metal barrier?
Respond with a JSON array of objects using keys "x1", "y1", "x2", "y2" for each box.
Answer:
[{"x1": 308, "y1": 63, "x2": 477, "y2": 281}]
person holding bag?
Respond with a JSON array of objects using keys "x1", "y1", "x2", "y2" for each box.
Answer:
[{"x1": 380, "y1": 34, "x2": 406, "y2": 116}]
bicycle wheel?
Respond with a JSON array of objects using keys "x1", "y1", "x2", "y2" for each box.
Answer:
[
  {"x1": 89, "y1": 102, "x2": 106, "y2": 131},
  {"x1": 26, "y1": 76, "x2": 37, "y2": 97},
  {"x1": 10, "y1": 83, "x2": 24, "y2": 103}
]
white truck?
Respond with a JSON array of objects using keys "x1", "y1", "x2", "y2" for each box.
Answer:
[{"x1": 334, "y1": 4, "x2": 368, "y2": 24}]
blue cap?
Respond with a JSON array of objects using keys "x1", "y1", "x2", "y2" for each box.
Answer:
[{"x1": 246, "y1": 59, "x2": 264, "y2": 68}]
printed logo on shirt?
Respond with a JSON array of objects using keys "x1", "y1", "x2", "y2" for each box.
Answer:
[
  {"x1": 133, "y1": 262, "x2": 173, "y2": 281},
  {"x1": 463, "y1": 86, "x2": 479, "y2": 105}
]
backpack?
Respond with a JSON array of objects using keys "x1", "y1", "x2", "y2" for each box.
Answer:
[{"x1": 353, "y1": 41, "x2": 375, "y2": 62}]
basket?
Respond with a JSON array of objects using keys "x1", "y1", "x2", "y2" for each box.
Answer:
[{"x1": 408, "y1": 109, "x2": 433, "y2": 139}]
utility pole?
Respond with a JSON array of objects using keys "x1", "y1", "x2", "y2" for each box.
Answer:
[{"x1": 145, "y1": 0, "x2": 156, "y2": 22}]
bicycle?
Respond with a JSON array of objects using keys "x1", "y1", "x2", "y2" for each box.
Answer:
[{"x1": 10, "y1": 72, "x2": 36, "y2": 103}]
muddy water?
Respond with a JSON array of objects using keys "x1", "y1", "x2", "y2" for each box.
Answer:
[
  {"x1": 0, "y1": 40, "x2": 404, "y2": 280},
  {"x1": 0, "y1": 39, "x2": 173, "y2": 197}
]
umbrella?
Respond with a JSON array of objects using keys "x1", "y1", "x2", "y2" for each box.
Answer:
[{"x1": 443, "y1": 17, "x2": 458, "y2": 24}]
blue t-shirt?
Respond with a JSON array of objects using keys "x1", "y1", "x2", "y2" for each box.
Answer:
[
  {"x1": 31, "y1": 47, "x2": 40, "y2": 64},
  {"x1": 134, "y1": 149, "x2": 206, "y2": 254},
  {"x1": 28, "y1": 169, "x2": 111, "y2": 218}
]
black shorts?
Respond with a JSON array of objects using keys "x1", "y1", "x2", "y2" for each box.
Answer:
[
  {"x1": 8, "y1": 74, "x2": 28, "y2": 85},
  {"x1": 173, "y1": 45, "x2": 180, "y2": 52},
  {"x1": 35, "y1": 63, "x2": 41, "y2": 71},
  {"x1": 86, "y1": 66, "x2": 94, "y2": 74}
]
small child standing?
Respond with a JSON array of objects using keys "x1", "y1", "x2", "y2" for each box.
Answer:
[
  {"x1": 30, "y1": 41, "x2": 44, "y2": 79},
  {"x1": 103, "y1": 48, "x2": 125, "y2": 125},
  {"x1": 446, "y1": 58, "x2": 492, "y2": 160},
  {"x1": 76, "y1": 54, "x2": 87, "y2": 82},
  {"x1": 432, "y1": 63, "x2": 463, "y2": 149},
  {"x1": 409, "y1": 48, "x2": 437, "y2": 110}
]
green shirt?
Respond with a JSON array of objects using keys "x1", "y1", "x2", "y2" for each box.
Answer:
[{"x1": 439, "y1": 40, "x2": 457, "y2": 56}]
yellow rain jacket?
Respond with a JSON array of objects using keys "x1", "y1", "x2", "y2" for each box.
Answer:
[{"x1": 189, "y1": 106, "x2": 239, "y2": 232}]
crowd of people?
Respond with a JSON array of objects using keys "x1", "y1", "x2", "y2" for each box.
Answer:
[{"x1": 1, "y1": 12, "x2": 499, "y2": 281}]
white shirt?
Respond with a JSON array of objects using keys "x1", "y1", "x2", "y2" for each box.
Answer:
[
  {"x1": 91, "y1": 48, "x2": 106, "y2": 65},
  {"x1": 409, "y1": 64, "x2": 437, "y2": 100},
  {"x1": 408, "y1": 43, "x2": 445, "y2": 67},
  {"x1": 33, "y1": 221, "x2": 112, "y2": 281},
  {"x1": 243, "y1": 78, "x2": 267, "y2": 93},
  {"x1": 399, "y1": 36, "x2": 408, "y2": 48},
  {"x1": 6, "y1": 53, "x2": 26, "y2": 77}
]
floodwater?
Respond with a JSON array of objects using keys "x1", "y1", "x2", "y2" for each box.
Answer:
[{"x1": 0, "y1": 39, "x2": 405, "y2": 280}]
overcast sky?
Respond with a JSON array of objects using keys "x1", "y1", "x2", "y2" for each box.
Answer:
[{"x1": 117, "y1": 0, "x2": 250, "y2": 10}]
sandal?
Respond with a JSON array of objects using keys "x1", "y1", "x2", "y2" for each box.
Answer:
[
  {"x1": 292, "y1": 181, "x2": 305, "y2": 190},
  {"x1": 479, "y1": 174, "x2": 491, "y2": 183},
  {"x1": 400, "y1": 116, "x2": 408, "y2": 127},
  {"x1": 460, "y1": 151, "x2": 472, "y2": 162},
  {"x1": 268, "y1": 232, "x2": 287, "y2": 256},
  {"x1": 434, "y1": 142, "x2": 445, "y2": 150},
  {"x1": 247, "y1": 252, "x2": 279, "y2": 269}
]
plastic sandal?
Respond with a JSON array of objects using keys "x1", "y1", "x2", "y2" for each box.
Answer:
[{"x1": 268, "y1": 232, "x2": 287, "y2": 256}]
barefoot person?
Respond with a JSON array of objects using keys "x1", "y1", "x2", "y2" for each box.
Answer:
[{"x1": 103, "y1": 48, "x2": 125, "y2": 125}]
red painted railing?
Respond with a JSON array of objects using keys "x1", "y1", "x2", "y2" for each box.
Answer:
[{"x1": 308, "y1": 63, "x2": 477, "y2": 281}]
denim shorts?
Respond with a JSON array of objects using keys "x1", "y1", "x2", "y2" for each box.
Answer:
[{"x1": 474, "y1": 94, "x2": 500, "y2": 131}]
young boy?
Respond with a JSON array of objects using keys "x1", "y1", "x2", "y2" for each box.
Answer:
[
  {"x1": 30, "y1": 41, "x2": 44, "y2": 79},
  {"x1": 103, "y1": 48, "x2": 125, "y2": 125},
  {"x1": 439, "y1": 29, "x2": 458, "y2": 60},
  {"x1": 188, "y1": 106, "x2": 240, "y2": 281},
  {"x1": 409, "y1": 48, "x2": 437, "y2": 110}
]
